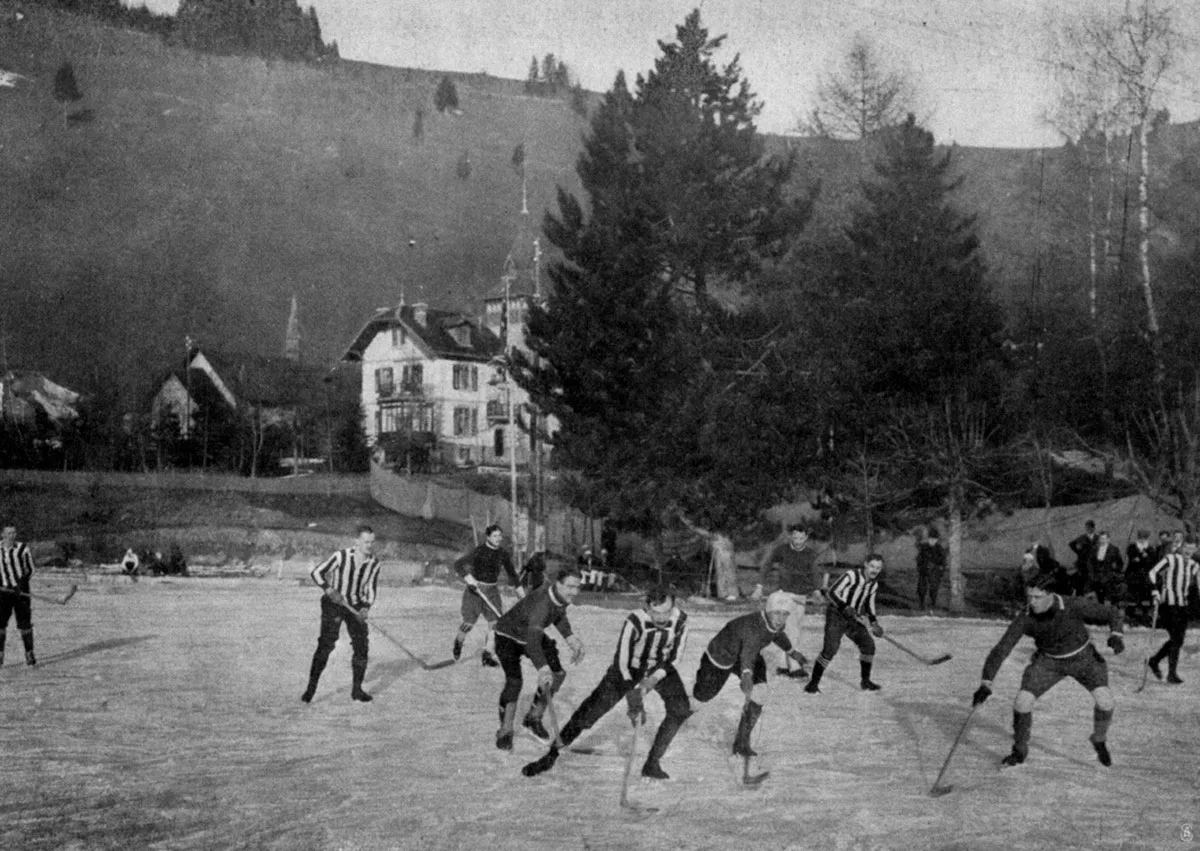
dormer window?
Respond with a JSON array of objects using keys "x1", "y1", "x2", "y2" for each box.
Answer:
[
  {"x1": 391, "y1": 327, "x2": 406, "y2": 348},
  {"x1": 449, "y1": 325, "x2": 471, "y2": 347}
]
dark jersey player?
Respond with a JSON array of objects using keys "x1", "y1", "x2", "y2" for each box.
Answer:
[
  {"x1": 492, "y1": 567, "x2": 584, "y2": 751},
  {"x1": 452, "y1": 524, "x2": 522, "y2": 667},
  {"x1": 640, "y1": 591, "x2": 806, "y2": 780},
  {"x1": 971, "y1": 576, "x2": 1125, "y2": 768},
  {"x1": 521, "y1": 586, "x2": 690, "y2": 777}
]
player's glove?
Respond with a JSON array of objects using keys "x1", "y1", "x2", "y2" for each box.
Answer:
[
  {"x1": 357, "y1": 605, "x2": 370, "y2": 621},
  {"x1": 740, "y1": 670, "x2": 754, "y2": 698},
  {"x1": 566, "y1": 634, "x2": 585, "y2": 665},
  {"x1": 750, "y1": 584, "x2": 764, "y2": 601},
  {"x1": 972, "y1": 684, "x2": 992, "y2": 707},
  {"x1": 1151, "y1": 590, "x2": 1161, "y2": 605},
  {"x1": 1107, "y1": 634, "x2": 1125, "y2": 655},
  {"x1": 323, "y1": 587, "x2": 346, "y2": 607},
  {"x1": 869, "y1": 620, "x2": 884, "y2": 638},
  {"x1": 464, "y1": 574, "x2": 479, "y2": 588},
  {"x1": 626, "y1": 690, "x2": 646, "y2": 725},
  {"x1": 537, "y1": 667, "x2": 555, "y2": 690}
]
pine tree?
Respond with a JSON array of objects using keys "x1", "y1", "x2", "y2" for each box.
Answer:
[
  {"x1": 512, "y1": 12, "x2": 816, "y2": 538},
  {"x1": 53, "y1": 61, "x2": 83, "y2": 128},
  {"x1": 435, "y1": 76, "x2": 459, "y2": 113},
  {"x1": 829, "y1": 114, "x2": 1004, "y2": 411}
]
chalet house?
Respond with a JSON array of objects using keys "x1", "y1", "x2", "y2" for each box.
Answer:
[
  {"x1": 150, "y1": 348, "x2": 326, "y2": 449},
  {"x1": 0, "y1": 370, "x2": 81, "y2": 426},
  {"x1": 342, "y1": 301, "x2": 545, "y2": 469}
]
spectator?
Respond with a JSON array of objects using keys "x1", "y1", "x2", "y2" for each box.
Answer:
[
  {"x1": 1125, "y1": 529, "x2": 1158, "y2": 623},
  {"x1": 1068, "y1": 520, "x2": 1097, "y2": 587},
  {"x1": 1087, "y1": 531, "x2": 1125, "y2": 604},
  {"x1": 915, "y1": 526, "x2": 947, "y2": 612}
]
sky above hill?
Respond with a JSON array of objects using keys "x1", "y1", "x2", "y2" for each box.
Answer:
[{"x1": 138, "y1": 0, "x2": 1200, "y2": 148}]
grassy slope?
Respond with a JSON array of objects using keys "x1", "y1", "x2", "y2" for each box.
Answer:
[{"x1": 3, "y1": 3, "x2": 1198, "y2": 400}]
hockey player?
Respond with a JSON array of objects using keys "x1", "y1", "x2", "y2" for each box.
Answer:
[
  {"x1": 1146, "y1": 537, "x2": 1200, "y2": 685},
  {"x1": 0, "y1": 524, "x2": 37, "y2": 666},
  {"x1": 805, "y1": 554, "x2": 886, "y2": 693},
  {"x1": 751, "y1": 525, "x2": 819, "y2": 678},
  {"x1": 493, "y1": 567, "x2": 584, "y2": 751},
  {"x1": 521, "y1": 586, "x2": 689, "y2": 777},
  {"x1": 639, "y1": 590, "x2": 806, "y2": 780},
  {"x1": 300, "y1": 525, "x2": 382, "y2": 703},
  {"x1": 971, "y1": 575, "x2": 1125, "y2": 767},
  {"x1": 451, "y1": 524, "x2": 522, "y2": 667}
]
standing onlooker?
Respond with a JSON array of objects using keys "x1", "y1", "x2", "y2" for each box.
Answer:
[
  {"x1": 1087, "y1": 531, "x2": 1125, "y2": 604},
  {"x1": 1125, "y1": 529, "x2": 1158, "y2": 622},
  {"x1": 1146, "y1": 537, "x2": 1200, "y2": 685},
  {"x1": 1067, "y1": 520, "x2": 1097, "y2": 589},
  {"x1": 300, "y1": 525, "x2": 382, "y2": 703},
  {"x1": 493, "y1": 568, "x2": 584, "y2": 750},
  {"x1": 451, "y1": 524, "x2": 522, "y2": 667},
  {"x1": 915, "y1": 526, "x2": 947, "y2": 612},
  {"x1": 805, "y1": 554, "x2": 886, "y2": 693},
  {"x1": 1156, "y1": 530, "x2": 1175, "y2": 560},
  {"x1": 751, "y1": 524, "x2": 818, "y2": 678},
  {"x1": 0, "y1": 525, "x2": 37, "y2": 666},
  {"x1": 971, "y1": 575, "x2": 1124, "y2": 768}
]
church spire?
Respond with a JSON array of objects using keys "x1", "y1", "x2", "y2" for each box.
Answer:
[{"x1": 284, "y1": 293, "x2": 301, "y2": 362}]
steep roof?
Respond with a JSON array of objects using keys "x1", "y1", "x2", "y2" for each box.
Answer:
[
  {"x1": 188, "y1": 349, "x2": 328, "y2": 408},
  {"x1": 342, "y1": 304, "x2": 502, "y2": 363}
]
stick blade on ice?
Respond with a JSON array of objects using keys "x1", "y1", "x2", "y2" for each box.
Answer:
[
  {"x1": 929, "y1": 783, "x2": 953, "y2": 797},
  {"x1": 929, "y1": 654, "x2": 952, "y2": 665},
  {"x1": 59, "y1": 584, "x2": 77, "y2": 605}
]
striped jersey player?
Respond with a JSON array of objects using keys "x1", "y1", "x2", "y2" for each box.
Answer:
[
  {"x1": 522, "y1": 586, "x2": 690, "y2": 777},
  {"x1": 0, "y1": 524, "x2": 38, "y2": 666},
  {"x1": 806, "y1": 554, "x2": 886, "y2": 693},
  {"x1": 300, "y1": 525, "x2": 382, "y2": 704},
  {"x1": 1146, "y1": 539, "x2": 1200, "y2": 684}
]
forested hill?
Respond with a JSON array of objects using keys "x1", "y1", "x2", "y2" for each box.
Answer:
[{"x1": 1, "y1": 2, "x2": 1197, "y2": 402}]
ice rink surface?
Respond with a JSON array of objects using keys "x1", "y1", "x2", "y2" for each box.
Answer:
[{"x1": 2, "y1": 578, "x2": 1197, "y2": 850}]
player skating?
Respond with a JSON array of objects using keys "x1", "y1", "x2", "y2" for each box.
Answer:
[
  {"x1": 806, "y1": 554, "x2": 886, "y2": 693},
  {"x1": 521, "y1": 586, "x2": 689, "y2": 777},
  {"x1": 0, "y1": 524, "x2": 38, "y2": 666},
  {"x1": 1145, "y1": 536, "x2": 1200, "y2": 684},
  {"x1": 451, "y1": 524, "x2": 522, "y2": 667},
  {"x1": 751, "y1": 525, "x2": 818, "y2": 678},
  {"x1": 492, "y1": 567, "x2": 584, "y2": 751},
  {"x1": 971, "y1": 575, "x2": 1125, "y2": 767},
  {"x1": 639, "y1": 591, "x2": 806, "y2": 780},
  {"x1": 300, "y1": 525, "x2": 382, "y2": 703}
]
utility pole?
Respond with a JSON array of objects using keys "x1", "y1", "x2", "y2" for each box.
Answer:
[{"x1": 503, "y1": 269, "x2": 521, "y2": 567}]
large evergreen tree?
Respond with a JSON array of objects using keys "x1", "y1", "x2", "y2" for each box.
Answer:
[
  {"x1": 827, "y1": 114, "x2": 1004, "y2": 418},
  {"x1": 514, "y1": 10, "x2": 816, "y2": 551},
  {"x1": 819, "y1": 115, "x2": 1009, "y2": 610}
]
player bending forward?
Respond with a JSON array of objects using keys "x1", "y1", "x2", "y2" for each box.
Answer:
[
  {"x1": 972, "y1": 575, "x2": 1125, "y2": 768},
  {"x1": 639, "y1": 591, "x2": 806, "y2": 780},
  {"x1": 521, "y1": 586, "x2": 689, "y2": 777},
  {"x1": 492, "y1": 567, "x2": 584, "y2": 751}
]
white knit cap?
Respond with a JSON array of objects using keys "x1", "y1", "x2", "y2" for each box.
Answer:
[{"x1": 765, "y1": 590, "x2": 791, "y2": 613}]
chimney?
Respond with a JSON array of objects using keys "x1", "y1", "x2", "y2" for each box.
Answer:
[{"x1": 412, "y1": 302, "x2": 427, "y2": 325}]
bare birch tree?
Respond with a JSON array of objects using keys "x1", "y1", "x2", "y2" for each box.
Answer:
[{"x1": 1046, "y1": 1, "x2": 1185, "y2": 407}]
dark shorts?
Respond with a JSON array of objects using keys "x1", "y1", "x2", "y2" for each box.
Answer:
[
  {"x1": 692, "y1": 652, "x2": 767, "y2": 703},
  {"x1": 1020, "y1": 645, "x2": 1109, "y2": 696},
  {"x1": 461, "y1": 585, "x2": 503, "y2": 624}
]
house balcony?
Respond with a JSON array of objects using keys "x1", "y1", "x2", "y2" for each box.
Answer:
[
  {"x1": 378, "y1": 381, "x2": 428, "y2": 400},
  {"x1": 486, "y1": 398, "x2": 509, "y2": 424}
]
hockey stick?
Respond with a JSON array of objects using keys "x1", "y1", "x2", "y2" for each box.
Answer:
[
  {"x1": 741, "y1": 699, "x2": 770, "y2": 787},
  {"x1": 470, "y1": 583, "x2": 505, "y2": 619},
  {"x1": 0, "y1": 584, "x2": 77, "y2": 606},
  {"x1": 881, "y1": 633, "x2": 952, "y2": 666},
  {"x1": 334, "y1": 598, "x2": 455, "y2": 671},
  {"x1": 929, "y1": 704, "x2": 977, "y2": 797},
  {"x1": 1135, "y1": 603, "x2": 1160, "y2": 694},
  {"x1": 618, "y1": 715, "x2": 661, "y2": 813}
]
